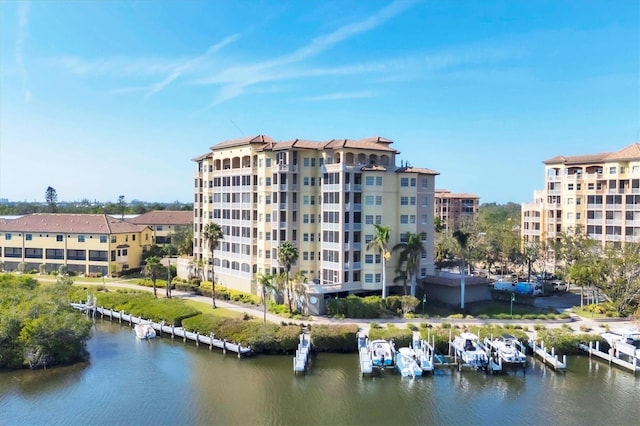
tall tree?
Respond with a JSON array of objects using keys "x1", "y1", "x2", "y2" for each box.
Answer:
[
  {"x1": 277, "y1": 241, "x2": 299, "y2": 312},
  {"x1": 45, "y1": 186, "x2": 58, "y2": 213},
  {"x1": 598, "y1": 244, "x2": 640, "y2": 315},
  {"x1": 256, "y1": 273, "x2": 277, "y2": 323},
  {"x1": 117, "y1": 195, "x2": 126, "y2": 220},
  {"x1": 367, "y1": 224, "x2": 391, "y2": 299},
  {"x1": 452, "y1": 229, "x2": 471, "y2": 309},
  {"x1": 144, "y1": 256, "x2": 162, "y2": 298},
  {"x1": 393, "y1": 232, "x2": 425, "y2": 297},
  {"x1": 203, "y1": 222, "x2": 224, "y2": 308}
]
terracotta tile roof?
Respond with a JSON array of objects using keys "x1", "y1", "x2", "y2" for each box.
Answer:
[
  {"x1": 210, "y1": 134, "x2": 274, "y2": 151},
  {"x1": 0, "y1": 214, "x2": 149, "y2": 234},
  {"x1": 543, "y1": 143, "x2": 640, "y2": 165},
  {"x1": 435, "y1": 191, "x2": 479, "y2": 199},
  {"x1": 324, "y1": 137, "x2": 399, "y2": 153},
  {"x1": 272, "y1": 139, "x2": 325, "y2": 150},
  {"x1": 192, "y1": 152, "x2": 213, "y2": 161},
  {"x1": 396, "y1": 166, "x2": 440, "y2": 175},
  {"x1": 127, "y1": 210, "x2": 193, "y2": 226},
  {"x1": 605, "y1": 143, "x2": 640, "y2": 161}
]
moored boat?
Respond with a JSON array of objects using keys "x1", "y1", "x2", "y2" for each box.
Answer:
[
  {"x1": 450, "y1": 332, "x2": 489, "y2": 370},
  {"x1": 135, "y1": 323, "x2": 156, "y2": 339},
  {"x1": 369, "y1": 339, "x2": 395, "y2": 368},
  {"x1": 395, "y1": 347, "x2": 422, "y2": 378},
  {"x1": 486, "y1": 334, "x2": 527, "y2": 365}
]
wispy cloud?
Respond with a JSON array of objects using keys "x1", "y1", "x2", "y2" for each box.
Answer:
[
  {"x1": 16, "y1": 1, "x2": 30, "y2": 102},
  {"x1": 201, "y1": 0, "x2": 419, "y2": 105},
  {"x1": 302, "y1": 91, "x2": 376, "y2": 102},
  {"x1": 144, "y1": 34, "x2": 238, "y2": 99}
]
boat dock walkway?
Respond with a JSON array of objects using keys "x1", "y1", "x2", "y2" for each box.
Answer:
[
  {"x1": 71, "y1": 302, "x2": 252, "y2": 357},
  {"x1": 528, "y1": 340, "x2": 566, "y2": 371},
  {"x1": 356, "y1": 331, "x2": 373, "y2": 376},
  {"x1": 579, "y1": 341, "x2": 639, "y2": 375},
  {"x1": 293, "y1": 332, "x2": 312, "y2": 375},
  {"x1": 412, "y1": 331, "x2": 434, "y2": 372}
]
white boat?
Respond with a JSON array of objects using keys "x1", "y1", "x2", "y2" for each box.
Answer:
[
  {"x1": 450, "y1": 332, "x2": 489, "y2": 370},
  {"x1": 135, "y1": 323, "x2": 156, "y2": 339},
  {"x1": 487, "y1": 334, "x2": 527, "y2": 365},
  {"x1": 395, "y1": 347, "x2": 422, "y2": 378},
  {"x1": 369, "y1": 339, "x2": 395, "y2": 368},
  {"x1": 602, "y1": 328, "x2": 640, "y2": 361}
]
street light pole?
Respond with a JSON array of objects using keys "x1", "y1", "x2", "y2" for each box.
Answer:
[
  {"x1": 510, "y1": 292, "x2": 515, "y2": 318},
  {"x1": 422, "y1": 294, "x2": 427, "y2": 316}
]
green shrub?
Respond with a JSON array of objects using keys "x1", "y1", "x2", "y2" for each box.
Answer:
[
  {"x1": 310, "y1": 324, "x2": 358, "y2": 352},
  {"x1": 535, "y1": 328, "x2": 607, "y2": 355},
  {"x1": 368, "y1": 327, "x2": 412, "y2": 348},
  {"x1": 94, "y1": 291, "x2": 199, "y2": 326}
]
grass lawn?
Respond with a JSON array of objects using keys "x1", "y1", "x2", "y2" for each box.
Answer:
[
  {"x1": 571, "y1": 306, "x2": 610, "y2": 319},
  {"x1": 419, "y1": 299, "x2": 556, "y2": 318},
  {"x1": 181, "y1": 299, "x2": 247, "y2": 319}
]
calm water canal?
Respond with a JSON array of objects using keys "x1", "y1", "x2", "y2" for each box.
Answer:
[{"x1": 1, "y1": 320, "x2": 639, "y2": 425}]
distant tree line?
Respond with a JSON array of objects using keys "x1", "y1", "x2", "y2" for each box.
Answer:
[{"x1": 0, "y1": 200, "x2": 193, "y2": 216}]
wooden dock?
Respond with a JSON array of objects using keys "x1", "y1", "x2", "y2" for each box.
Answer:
[
  {"x1": 71, "y1": 302, "x2": 252, "y2": 357},
  {"x1": 579, "y1": 341, "x2": 639, "y2": 375},
  {"x1": 527, "y1": 340, "x2": 566, "y2": 371}
]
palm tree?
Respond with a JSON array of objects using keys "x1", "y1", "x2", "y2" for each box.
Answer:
[
  {"x1": 144, "y1": 256, "x2": 163, "y2": 298},
  {"x1": 452, "y1": 229, "x2": 470, "y2": 309},
  {"x1": 256, "y1": 273, "x2": 277, "y2": 323},
  {"x1": 203, "y1": 222, "x2": 224, "y2": 309},
  {"x1": 277, "y1": 241, "x2": 299, "y2": 312},
  {"x1": 367, "y1": 224, "x2": 391, "y2": 299},
  {"x1": 393, "y1": 232, "x2": 426, "y2": 297}
]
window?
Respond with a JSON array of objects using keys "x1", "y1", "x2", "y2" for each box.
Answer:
[
  {"x1": 421, "y1": 178, "x2": 428, "y2": 188},
  {"x1": 365, "y1": 195, "x2": 374, "y2": 205},
  {"x1": 400, "y1": 177, "x2": 409, "y2": 187},
  {"x1": 400, "y1": 196, "x2": 409, "y2": 206},
  {"x1": 365, "y1": 215, "x2": 374, "y2": 224},
  {"x1": 609, "y1": 167, "x2": 616, "y2": 174},
  {"x1": 5, "y1": 233, "x2": 11, "y2": 240},
  {"x1": 400, "y1": 215, "x2": 409, "y2": 224},
  {"x1": 365, "y1": 176, "x2": 374, "y2": 186},
  {"x1": 410, "y1": 178, "x2": 416, "y2": 187},
  {"x1": 100, "y1": 235, "x2": 108, "y2": 243},
  {"x1": 568, "y1": 184, "x2": 574, "y2": 190},
  {"x1": 421, "y1": 214, "x2": 428, "y2": 224},
  {"x1": 365, "y1": 274, "x2": 373, "y2": 283},
  {"x1": 410, "y1": 197, "x2": 416, "y2": 206},
  {"x1": 304, "y1": 158, "x2": 310, "y2": 167},
  {"x1": 410, "y1": 215, "x2": 416, "y2": 224},
  {"x1": 365, "y1": 234, "x2": 373, "y2": 243},
  {"x1": 25, "y1": 234, "x2": 32, "y2": 241},
  {"x1": 304, "y1": 177, "x2": 310, "y2": 186},
  {"x1": 375, "y1": 274, "x2": 381, "y2": 283},
  {"x1": 376, "y1": 176, "x2": 382, "y2": 186},
  {"x1": 78, "y1": 235, "x2": 85, "y2": 243},
  {"x1": 375, "y1": 215, "x2": 382, "y2": 224},
  {"x1": 57, "y1": 234, "x2": 63, "y2": 242},
  {"x1": 375, "y1": 196, "x2": 382, "y2": 205},
  {"x1": 156, "y1": 225, "x2": 164, "y2": 231},
  {"x1": 266, "y1": 158, "x2": 271, "y2": 167},
  {"x1": 375, "y1": 254, "x2": 381, "y2": 264},
  {"x1": 365, "y1": 254, "x2": 374, "y2": 264}
]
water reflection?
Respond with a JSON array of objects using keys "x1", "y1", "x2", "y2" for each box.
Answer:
[{"x1": 1, "y1": 319, "x2": 638, "y2": 426}]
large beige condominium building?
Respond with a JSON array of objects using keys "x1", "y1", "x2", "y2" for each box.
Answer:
[
  {"x1": 434, "y1": 189, "x2": 479, "y2": 232},
  {"x1": 522, "y1": 143, "x2": 640, "y2": 252},
  {"x1": 0, "y1": 214, "x2": 153, "y2": 276},
  {"x1": 193, "y1": 135, "x2": 438, "y2": 300}
]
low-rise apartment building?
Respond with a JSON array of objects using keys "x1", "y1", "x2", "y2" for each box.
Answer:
[
  {"x1": 0, "y1": 214, "x2": 153, "y2": 276},
  {"x1": 127, "y1": 210, "x2": 193, "y2": 245},
  {"x1": 522, "y1": 143, "x2": 640, "y2": 255},
  {"x1": 434, "y1": 189, "x2": 479, "y2": 232},
  {"x1": 193, "y1": 135, "x2": 438, "y2": 304}
]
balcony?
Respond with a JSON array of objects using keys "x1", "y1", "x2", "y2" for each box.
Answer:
[
  {"x1": 272, "y1": 164, "x2": 298, "y2": 173},
  {"x1": 626, "y1": 235, "x2": 640, "y2": 242},
  {"x1": 587, "y1": 204, "x2": 603, "y2": 209},
  {"x1": 605, "y1": 219, "x2": 622, "y2": 226},
  {"x1": 625, "y1": 220, "x2": 640, "y2": 226},
  {"x1": 605, "y1": 234, "x2": 622, "y2": 242}
]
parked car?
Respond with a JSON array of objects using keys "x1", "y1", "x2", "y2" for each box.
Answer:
[{"x1": 552, "y1": 281, "x2": 567, "y2": 292}]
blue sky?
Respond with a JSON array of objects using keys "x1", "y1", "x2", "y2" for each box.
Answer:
[{"x1": 1, "y1": 0, "x2": 638, "y2": 204}]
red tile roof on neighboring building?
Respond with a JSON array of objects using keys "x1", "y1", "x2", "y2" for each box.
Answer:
[
  {"x1": 435, "y1": 189, "x2": 479, "y2": 198},
  {"x1": 543, "y1": 143, "x2": 640, "y2": 165},
  {"x1": 0, "y1": 214, "x2": 149, "y2": 234},
  {"x1": 127, "y1": 210, "x2": 193, "y2": 226},
  {"x1": 204, "y1": 135, "x2": 402, "y2": 154},
  {"x1": 396, "y1": 166, "x2": 440, "y2": 175},
  {"x1": 210, "y1": 134, "x2": 275, "y2": 151}
]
